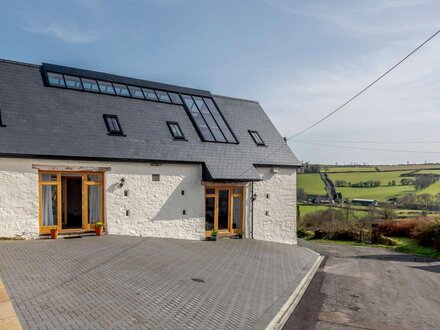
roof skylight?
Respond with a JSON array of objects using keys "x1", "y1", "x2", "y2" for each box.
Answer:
[
  {"x1": 155, "y1": 90, "x2": 171, "y2": 103},
  {"x1": 47, "y1": 72, "x2": 65, "y2": 87},
  {"x1": 98, "y1": 81, "x2": 115, "y2": 95},
  {"x1": 103, "y1": 114, "x2": 125, "y2": 136},
  {"x1": 167, "y1": 121, "x2": 185, "y2": 140},
  {"x1": 64, "y1": 75, "x2": 82, "y2": 90},
  {"x1": 113, "y1": 83, "x2": 130, "y2": 97},
  {"x1": 81, "y1": 78, "x2": 100, "y2": 93},
  {"x1": 249, "y1": 130, "x2": 265, "y2": 146}
]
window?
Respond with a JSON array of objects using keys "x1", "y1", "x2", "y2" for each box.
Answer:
[
  {"x1": 81, "y1": 78, "x2": 100, "y2": 93},
  {"x1": 155, "y1": 90, "x2": 171, "y2": 103},
  {"x1": 249, "y1": 130, "x2": 265, "y2": 146},
  {"x1": 182, "y1": 95, "x2": 215, "y2": 142},
  {"x1": 64, "y1": 75, "x2": 82, "y2": 90},
  {"x1": 113, "y1": 84, "x2": 130, "y2": 97},
  {"x1": 98, "y1": 81, "x2": 115, "y2": 95},
  {"x1": 47, "y1": 72, "x2": 65, "y2": 87},
  {"x1": 0, "y1": 110, "x2": 6, "y2": 127},
  {"x1": 203, "y1": 98, "x2": 237, "y2": 143},
  {"x1": 142, "y1": 88, "x2": 158, "y2": 101},
  {"x1": 128, "y1": 86, "x2": 145, "y2": 99},
  {"x1": 193, "y1": 96, "x2": 226, "y2": 142},
  {"x1": 167, "y1": 121, "x2": 185, "y2": 140},
  {"x1": 103, "y1": 114, "x2": 125, "y2": 136},
  {"x1": 168, "y1": 92, "x2": 183, "y2": 105}
]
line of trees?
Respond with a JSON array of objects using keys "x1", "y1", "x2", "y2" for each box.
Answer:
[{"x1": 335, "y1": 180, "x2": 381, "y2": 188}]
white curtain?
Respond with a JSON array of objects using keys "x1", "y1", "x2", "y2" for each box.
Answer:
[
  {"x1": 42, "y1": 185, "x2": 56, "y2": 226},
  {"x1": 88, "y1": 185, "x2": 101, "y2": 224}
]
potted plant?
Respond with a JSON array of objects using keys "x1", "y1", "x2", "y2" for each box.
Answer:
[
  {"x1": 211, "y1": 229, "x2": 218, "y2": 241},
  {"x1": 238, "y1": 230, "x2": 243, "y2": 239},
  {"x1": 95, "y1": 222, "x2": 104, "y2": 236},
  {"x1": 50, "y1": 228, "x2": 58, "y2": 239}
]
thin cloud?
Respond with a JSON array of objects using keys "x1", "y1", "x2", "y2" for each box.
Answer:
[{"x1": 21, "y1": 21, "x2": 97, "y2": 44}]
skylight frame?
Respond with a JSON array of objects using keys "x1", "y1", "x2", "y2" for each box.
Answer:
[
  {"x1": 47, "y1": 72, "x2": 66, "y2": 88},
  {"x1": 142, "y1": 88, "x2": 159, "y2": 101},
  {"x1": 81, "y1": 77, "x2": 100, "y2": 93},
  {"x1": 128, "y1": 86, "x2": 145, "y2": 99},
  {"x1": 97, "y1": 80, "x2": 116, "y2": 95},
  {"x1": 103, "y1": 114, "x2": 126, "y2": 136},
  {"x1": 166, "y1": 121, "x2": 186, "y2": 140},
  {"x1": 249, "y1": 130, "x2": 265, "y2": 146},
  {"x1": 192, "y1": 96, "x2": 227, "y2": 143},
  {"x1": 168, "y1": 92, "x2": 183, "y2": 105},
  {"x1": 155, "y1": 90, "x2": 172, "y2": 103},
  {"x1": 181, "y1": 94, "x2": 215, "y2": 142},
  {"x1": 64, "y1": 75, "x2": 83, "y2": 90},
  {"x1": 113, "y1": 83, "x2": 131, "y2": 98}
]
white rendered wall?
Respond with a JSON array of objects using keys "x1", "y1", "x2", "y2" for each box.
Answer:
[
  {"x1": 0, "y1": 158, "x2": 205, "y2": 240},
  {"x1": 251, "y1": 167, "x2": 297, "y2": 245}
]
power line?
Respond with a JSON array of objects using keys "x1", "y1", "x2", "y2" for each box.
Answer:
[
  {"x1": 292, "y1": 140, "x2": 440, "y2": 154},
  {"x1": 288, "y1": 28, "x2": 440, "y2": 139},
  {"x1": 234, "y1": 28, "x2": 440, "y2": 178},
  {"x1": 293, "y1": 139, "x2": 440, "y2": 144}
]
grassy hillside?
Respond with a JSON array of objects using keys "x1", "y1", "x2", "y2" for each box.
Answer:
[
  {"x1": 328, "y1": 171, "x2": 411, "y2": 186},
  {"x1": 335, "y1": 185, "x2": 414, "y2": 202},
  {"x1": 322, "y1": 166, "x2": 376, "y2": 173},
  {"x1": 297, "y1": 174, "x2": 326, "y2": 195},
  {"x1": 418, "y1": 180, "x2": 440, "y2": 195}
]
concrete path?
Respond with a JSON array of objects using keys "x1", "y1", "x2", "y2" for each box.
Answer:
[
  {"x1": 284, "y1": 240, "x2": 440, "y2": 330},
  {"x1": 0, "y1": 236, "x2": 318, "y2": 330}
]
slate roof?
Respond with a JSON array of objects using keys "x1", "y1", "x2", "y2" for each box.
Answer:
[{"x1": 0, "y1": 59, "x2": 300, "y2": 180}]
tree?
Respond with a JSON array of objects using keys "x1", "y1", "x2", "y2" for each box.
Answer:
[
  {"x1": 417, "y1": 193, "x2": 432, "y2": 211},
  {"x1": 297, "y1": 187, "x2": 307, "y2": 201}
]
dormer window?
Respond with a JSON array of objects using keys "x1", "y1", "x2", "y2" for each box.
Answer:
[
  {"x1": 249, "y1": 130, "x2": 265, "y2": 146},
  {"x1": 167, "y1": 121, "x2": 185, "y2": 140},
  {"x1": 103, "y1": 114, "x2": 125, "y2": 136}
]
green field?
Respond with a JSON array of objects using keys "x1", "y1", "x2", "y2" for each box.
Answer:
[
  {"x1": 416, "y1": 169, "x2": 440, "y2": 175},
  {"x1": 335, "y1": 185, "x2": 414, "y2": 202},
  {"x1": 377, "y1": 164, "x2": 440, "y2": 171},
  {"x1": 297, "y1": 174, "x2": 326, "y2": 195},
  {"x1": 418, "y1": 180, "x2": 440, "y2": 195},
  {"x1": 328, "y1": 171, "x2": 411, "y2": 186},
  {"x1": 322, "y1": 166, "x2": 376, "y2": 173}
]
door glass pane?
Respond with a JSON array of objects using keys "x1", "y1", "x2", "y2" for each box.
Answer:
[
  {"x1": 233, "y1": 188, "x2": 242, "y2": 195},
  {"x1": 205, "y1": 197, "x2": 215, "y2": 231},
  {"x1": 87, "y1": 174, "x2": 102, "y2": 182},
  {"x1": 218, "y1": 190, "x2": 229, "y2": 230},
  {"x1": 233, "y1": 196, "x2": 241, "y2": 230},
  {"x1": 88, "y1": 185, "x2": 102, "y2": 224},
  {"x1": 41, "y1": 174, "x2": 57, "y2": 181},
  {"x1": 206, "y1": 188, "x2": 215, "y2": 195},
  {"x1": 42, "y1": 185, "x2": 58, "y2": 226}
]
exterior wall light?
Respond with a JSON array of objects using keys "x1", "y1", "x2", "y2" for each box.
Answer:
[{"x1": 253, "y1": 193, "x2": 257, "y2": 201}]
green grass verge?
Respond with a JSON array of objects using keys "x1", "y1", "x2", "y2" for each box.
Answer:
[
  {"x1": 297, "y1": 173, "x2": 326, "y2": 195},
  {"x1": 310, "y1": 237, "x2": 440, "y2": 259}
]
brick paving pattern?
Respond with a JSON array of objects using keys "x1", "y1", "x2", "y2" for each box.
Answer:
[{"x1": 0, "y1": 236, "x2": 318, "y2": 329}]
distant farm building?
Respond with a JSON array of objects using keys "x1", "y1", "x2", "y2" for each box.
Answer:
[{"x1": 351, "y1": 199, "x2": 378, "y2": 206}]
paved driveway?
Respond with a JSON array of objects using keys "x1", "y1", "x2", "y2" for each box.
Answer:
[
  {"x1": 284, "y1": 240, "x2": 440, "y2": 330},
  {"x1": 0, "y1": 236, "x2": 318, "y2": 330}
]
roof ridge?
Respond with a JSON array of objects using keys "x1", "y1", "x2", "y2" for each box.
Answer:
[
  {"x1": 212, "y1": 94, "x2": 259, "y2": 104},
  {"x1": 0, "y1": 58, "x2": 39, "y2": 68}
]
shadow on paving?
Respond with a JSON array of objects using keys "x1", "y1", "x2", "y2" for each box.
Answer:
[{"x1": 349, "y1": 253, "x2": 438, "y2": 263}]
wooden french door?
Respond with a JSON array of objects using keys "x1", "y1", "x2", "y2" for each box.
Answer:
[
  {"x1": 39, "y1": 171, "x2": 104, "y2": 234},
  {"x1": 205, "y1": 186, "x2": 244, "y2": 237}
]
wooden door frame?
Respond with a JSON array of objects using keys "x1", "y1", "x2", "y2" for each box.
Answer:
[
  {"x1": 204, "y1": 186, "x2": 244, "y2": 237},
  {"x1": 38, "y1": 170, "x2": 105, "y2": 235}
]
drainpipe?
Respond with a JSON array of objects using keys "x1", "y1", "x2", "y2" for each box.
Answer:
[{"x1": 251, "y1": 181, "x2": 254, "y2": 239}]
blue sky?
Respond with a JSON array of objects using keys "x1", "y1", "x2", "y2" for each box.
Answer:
[{"x1": 1, "y1": 0, "x2": 439, "y2": 164}]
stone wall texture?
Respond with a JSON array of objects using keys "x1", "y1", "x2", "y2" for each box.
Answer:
[
  {"x1": 0, "y1": 158, "x2": 296, "y2": 244},
  {"x1": 252, "y1": 167, "x2": 297, "y2": 245}
]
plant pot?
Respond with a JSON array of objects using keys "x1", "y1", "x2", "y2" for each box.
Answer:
[
  {"x1": 95, "y1": 226, "x2": 103, "y2": 236},
  {"x1": 211, "y1": 235, "x2": 218, "y2": 241},
  {"x1": 50, "y1": 228, "x2": 58, "y2": 239},
  {"x1": 238, "y1": 233, "x2": 243, "y2": 239}
]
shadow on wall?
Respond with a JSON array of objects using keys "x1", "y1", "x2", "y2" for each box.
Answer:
[{"x1": 106, "y1": 175, "x2": 203, "y2": 222}]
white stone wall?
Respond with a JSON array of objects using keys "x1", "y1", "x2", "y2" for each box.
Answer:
[
  {"x1": 251, "y1": 167, "x2": 297, "y2": 245},
  {"x1": 0, "y1": 159, "x2": 39, "y2": 238},
  {"x1": 0, "y1": 158, "x2": 205, "y2": 240}
]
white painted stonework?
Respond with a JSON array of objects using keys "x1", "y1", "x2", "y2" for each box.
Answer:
[
  {"x1": 0, "y1": 158, "x2": 297, "y2": 244},
  {"x1": 252, "y1": 167, "x2": 297, "y2": 245}
]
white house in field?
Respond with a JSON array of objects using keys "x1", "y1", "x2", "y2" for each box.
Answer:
[{"x1": 0, "y1": 59, "x2": 300, "y2": 244}]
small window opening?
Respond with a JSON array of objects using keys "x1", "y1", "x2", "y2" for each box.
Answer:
[
  {"x1": 181, "y1": 190, "x2": 185, "y2": 195},
  {"x1": 126, "y1": 210, "x2": 130, "y2": 217},
  {"x1": 183, "y1": 210, "x2": 186, "y2": 215},
  {"x1": 0, "y1": 110, "x2": 6, "y2": 127},
  {"x1": 152, "y1": 174, "x2": 160, "y2": 181},
  {"x1": 124, "y1": 190, "x2": 129, "y2": 197},
  {"x1": 167, "y1": 121, "x2": 185, "y2": 140},
  {"x1": 103, "y1": 114, "x2": 125, "y2": 136},
  {"x1": 249, "y1": 130, "x2": 265, "y2": 146}
]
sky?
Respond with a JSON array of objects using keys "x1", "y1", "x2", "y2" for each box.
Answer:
[{"x1": 0, "y1": 0, "x2": 439, "y2": 165}]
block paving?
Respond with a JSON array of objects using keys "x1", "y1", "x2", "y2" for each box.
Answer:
[{"x1": 0, "y1": 236, "x2": 318, "y2": 329}]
